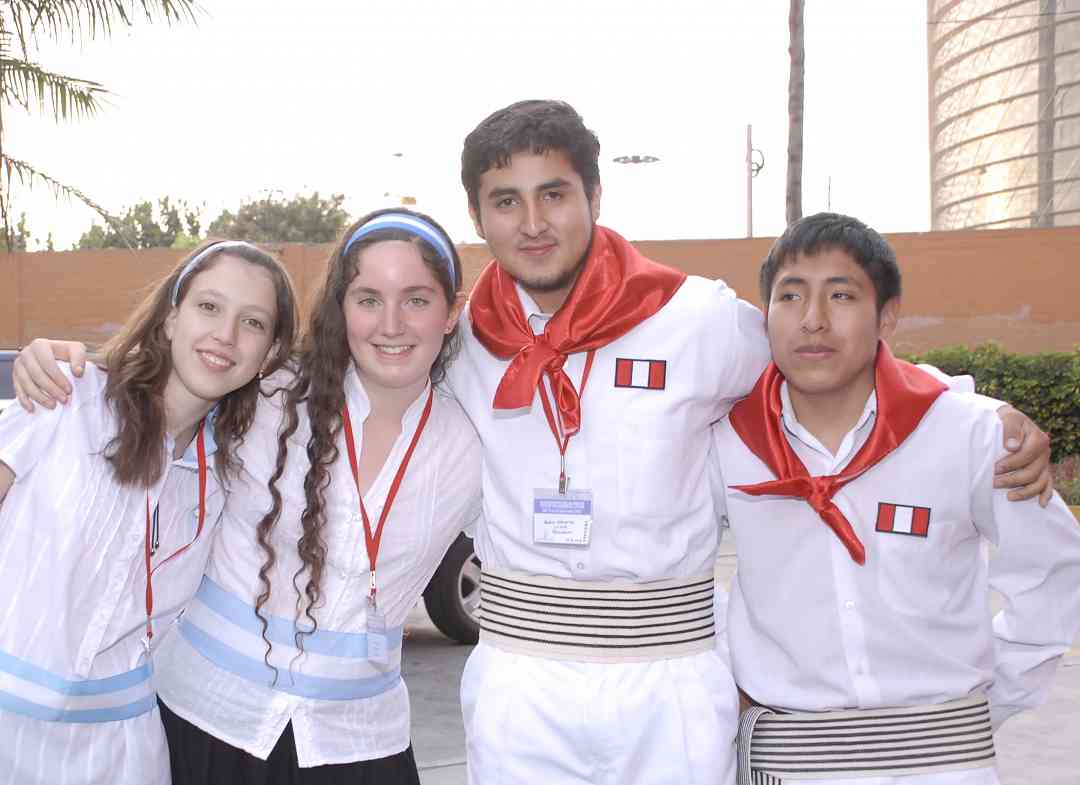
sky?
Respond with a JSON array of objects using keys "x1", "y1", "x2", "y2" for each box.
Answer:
[{"x1": 9, "y1": 0, "x2": 931, "y2": 250}]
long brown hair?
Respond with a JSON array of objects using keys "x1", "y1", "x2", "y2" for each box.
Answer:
[
  {"x1": 253, "y1": 208, "x2": 463, "y2": 662},
  {"x1": 98, "y1": 240, "x2": 299, "y2": 488}
]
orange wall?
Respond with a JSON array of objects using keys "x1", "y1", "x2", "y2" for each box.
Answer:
[{"x1": 1, "y1": 226, "x2": 1077, "y2": 354}]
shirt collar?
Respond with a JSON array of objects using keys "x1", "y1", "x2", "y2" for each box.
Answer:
[
  {"x1": 779, "y1": 380, "x2": 878, "y2": 462},
  {"x1": 514, "y1": 282, "x2": 553, "y2": 336},
  {"x1": 343, "y1": 362, "x2": 433, "y2": 430},
  {"x1": 173, "y1": 407, "x2": 219, "y2": 468}
]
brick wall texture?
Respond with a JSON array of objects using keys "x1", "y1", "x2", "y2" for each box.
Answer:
[{"x1": 1, "y1": 226, "x2": 1077, "y2": 355}]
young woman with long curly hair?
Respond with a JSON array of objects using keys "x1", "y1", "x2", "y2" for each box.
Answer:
[
  {"x1": 148, "y1": 209, "x2": 482, "y2": 785},
  {"x1": 0, "y1": 241, "x2": 298, "y2": 785}
]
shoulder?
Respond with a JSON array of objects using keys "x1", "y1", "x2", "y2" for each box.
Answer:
[
  {"x1": 925, "y1": 389, "x2": 1004, "y2": 456},
  {"x1": 432, "y1": 386, "x2": 479, "y2": 440},
  {"x1": 669, "y1": 275, "x2": 738, "y2": 311}
]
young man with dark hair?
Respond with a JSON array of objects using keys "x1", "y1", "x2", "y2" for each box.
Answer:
[{"x1": 715, "y1": 212, "x2": 1080, "y2": 785}]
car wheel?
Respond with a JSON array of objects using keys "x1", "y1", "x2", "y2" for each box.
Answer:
[{"x1": 422, "y1": 532, "x2": 482, "y2": 644}]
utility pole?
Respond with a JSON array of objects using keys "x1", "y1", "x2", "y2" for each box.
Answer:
[
  {"x1": 746, "y1": 125, "x2": 764, "y2": 237},
  {"x1": 747, "y1": 125, "x2": 754, "y2": 238},
  {"x1": 786, "y1": 0, "x2": 805, "y2": 225}
]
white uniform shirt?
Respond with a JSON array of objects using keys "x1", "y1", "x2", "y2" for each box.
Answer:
[
  {"x1": 448, "y1": 276, "x2": 771, "y2": 581},
  {"x1": 449, "y1": 277, "x2": 771, "y2": 785},
  {"x1": 154, "y1": 366, "x2": 482, "y2": 767},
  {"x1": 0, "y1": 363, "x2": 225, "y2": 785},
  {"x1": 715, "y1": 384, "x2": 1080, "y2": 745}
]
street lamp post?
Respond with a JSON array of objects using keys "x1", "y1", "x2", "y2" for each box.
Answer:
[{"x1": 746, "y1": 125, "x2": 764, "y2": 238}]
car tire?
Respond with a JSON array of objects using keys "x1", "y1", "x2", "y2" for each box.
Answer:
[{"x1": 423, "y1": 532, "x2": 482, "y2": 644}]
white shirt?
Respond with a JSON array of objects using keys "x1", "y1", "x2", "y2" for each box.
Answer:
[
  {"x1": 0, "y1": 363, "x2": 224, "y2": 785},
  {"x1": 451, "y1": 277, "x2": 768, "y2": 785},
  {"x1": 447, "y1": 276, "x2": 771, "y2": 581},
  {"x1": 714, "y1": 383, "x2": 1080, "y2": 741},
  {"x1": 154, "y1": 366, "x2": 482, "y2": 767}
]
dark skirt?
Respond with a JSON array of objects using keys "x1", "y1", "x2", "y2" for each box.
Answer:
[{"x1": 159, "y1": 698, "x2": 421, "y2": 785}]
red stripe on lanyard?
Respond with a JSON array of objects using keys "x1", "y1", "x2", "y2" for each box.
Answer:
[
  {"x1": 145, "y1": 424, "x2": 208, "y2": 641},
  {"x1": 536, "y1": 350, "x2": 595, "y2": 494},
  {"x1": 341, "y1": 386, "x2": 434, "y2": 608}
]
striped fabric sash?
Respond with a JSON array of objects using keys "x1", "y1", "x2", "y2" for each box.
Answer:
[
  {"x1": 177, "y1": 576, "x2": 403, "y2": 701},
  {"x1": 478, "y1": 568, "x2": 715, "y2": 663},
  {"x1": 737, "y1": 693, "x2": 996, "y2": 782},
  {"x1": 0, "y1": 647, "x2": 155, "y2": 723}
]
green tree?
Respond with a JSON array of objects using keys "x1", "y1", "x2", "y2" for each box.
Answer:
[
  {"x1": 208, "y1": 191, "x2": 350, "y2": 244},
  {"x1": 0, "y1": 1, "x2": 198, "y2": 250},
  {"x1": 75, "y1": 195, "x2": 201, "y2": 249},
  {"x1": 0, "y1": 210, "x2": 28, "y2": 250}
]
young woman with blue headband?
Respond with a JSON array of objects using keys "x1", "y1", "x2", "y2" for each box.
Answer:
[
  {"x1": 150, "y1": 208, "x2": 482, "y2": 784},
  {"x1": 0, "y1": 241, "x2": 298, "y2": 785}
]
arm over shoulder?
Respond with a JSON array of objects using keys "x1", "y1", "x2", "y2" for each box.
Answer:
[
  {"x1": 691, "y1": 278, "x2": 770, "y2": 419},
  {"x1": 0, "y1": 362, "x2": 93, "y2": 482}
]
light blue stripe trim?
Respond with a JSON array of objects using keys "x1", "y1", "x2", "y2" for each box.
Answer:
[
  {"x1": 0, "y1": 648, "x2": 151, "y2": 696},
  {"x1": 0, "y1": 690, "x2": 156, "y2": 723},
  {"x1": 195, "y1": 576, "x2": 403, "y2": 657},
  {"x1": 342, "y1": 213, "x2": 457, "y2": 282},
  {"x1": 178, "y1": 619, "x2": 402, "y2": 701}
]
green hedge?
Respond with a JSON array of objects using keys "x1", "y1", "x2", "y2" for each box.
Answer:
[{"x1": 901, "y1": 344, "x2": 1080, "y2": 464}]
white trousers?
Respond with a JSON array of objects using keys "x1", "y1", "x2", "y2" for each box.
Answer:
[{"x1": 461, "y1": 641, "x2": 739, "y2": 785}]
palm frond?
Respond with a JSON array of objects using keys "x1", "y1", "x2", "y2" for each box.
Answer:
[
  {"x1": 0, "y1": 55, "x2": 108, "y2": 121},
  {"x1": 1, "y1": 155, "x2": 130, "y2": 248},
  {"x1": 7, "y1": 1, "x2": 200, "y2": 48}
]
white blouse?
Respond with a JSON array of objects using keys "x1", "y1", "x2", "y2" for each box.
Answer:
[
  {"x1": 0, "y1": 363, "x2": 225, "y2": 785},
  {"x1": 153, "y1": 366, "x2": 482, "y2": 767}
]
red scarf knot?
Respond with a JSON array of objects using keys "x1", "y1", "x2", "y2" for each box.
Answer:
[
  {"x1": 470, "y1": 226, "x2": 686, "y2": 436},
  {"x1": 728, "y1": 342, "x2": 947, "y2": 566}
]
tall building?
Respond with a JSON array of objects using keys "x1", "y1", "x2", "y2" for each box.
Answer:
[{"x1": 929, "y1": 0, "x2": 1080, "y2": 229}]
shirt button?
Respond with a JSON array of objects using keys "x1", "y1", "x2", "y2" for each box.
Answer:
[
  {"x1": 844, "y1": 600, "x2": 856, "y2": 610},
  {"x1": 576, "y1": 562, "x2": 585, "y2": 570}
]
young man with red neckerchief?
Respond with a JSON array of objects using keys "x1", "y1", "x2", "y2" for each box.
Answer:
[
  {"x1": 447, "y1": 102, "x2": 1055, "y2": 785},
  {"x1": 714, "y1": 212, "x2": 1080, "y2": 785}
]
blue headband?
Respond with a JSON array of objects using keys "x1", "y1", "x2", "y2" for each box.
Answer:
[
  {"x1": 171, "y1": 240, "x2": 259, "y2": 306},
  {"x1": 341, "y1": 213, "x2": 458, "y2": 283}
]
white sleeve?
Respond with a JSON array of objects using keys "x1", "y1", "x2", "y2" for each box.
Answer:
[
  {"x1": 702, "y1": 280, "x2": 771, "y2": 421},
  {"x1": 706, "y1": 428, "x2": 734, "y2": 667},
  {"x1": 969, "y1": 415, "x2": 1080, "y2": 730},
  {"x1": 0, "y1": 363, "x2": 81, "y2": 479}
]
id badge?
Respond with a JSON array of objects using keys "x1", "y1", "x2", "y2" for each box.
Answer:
[
  {"x1": 533, "y1": 488, "x2": 593, "y2": 546},
  {"x1": 366, "y1": 610, "x2": 389, "y2": 664}
]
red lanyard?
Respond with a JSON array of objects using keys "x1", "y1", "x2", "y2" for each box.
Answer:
[
  {"x1": 144, "y1": 425, "x2": 208, "y2": 640},
  {"x1": 341, "y1": 386, "x2": 434, "y2": 608},
  {"x1": 536, "y1": 350, "x2": 595, "y2": 494}
]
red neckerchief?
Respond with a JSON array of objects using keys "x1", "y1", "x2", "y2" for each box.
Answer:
[
  {"x1": 728, "y1": 341, "x2": 946, "y2": 565},
  {"x1": 469, "y1": 225, "x2": 685, "y2": 437}
]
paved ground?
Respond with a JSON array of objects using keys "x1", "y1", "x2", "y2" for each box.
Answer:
[{"x1": 407, "y1": 537, "x2": 1080, "y2": 784}]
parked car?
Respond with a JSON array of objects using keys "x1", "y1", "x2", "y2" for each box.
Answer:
[
  {"x1": 0, "y1": 349, "x2": 16, "y2": 413},
  {"x1": 423, "y1": 532, "x2": 481, "y2": 644}
]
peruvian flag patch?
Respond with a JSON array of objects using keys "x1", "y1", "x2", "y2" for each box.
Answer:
[
  {"x1": 875, "y1": 503, "x2": 931, "y2": 538},
  {"x1": 614, "y1": 358, "x2": 667, "y2": 390}
]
